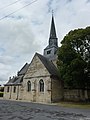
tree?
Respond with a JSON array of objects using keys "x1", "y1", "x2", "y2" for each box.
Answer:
[{"x1": 57, "y1": 26, "x2": 90, "y2": 89}]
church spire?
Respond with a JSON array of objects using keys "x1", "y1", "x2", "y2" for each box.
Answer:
[
  {"x1": 43, "y1": 13, "x2": 58, "y2": 61},
  {"x1": 49, "y1": 13, "x2": 58, "y2": 47},
  {"x1": 49, "y1": 12, "x2": 57, "y2": 39}
]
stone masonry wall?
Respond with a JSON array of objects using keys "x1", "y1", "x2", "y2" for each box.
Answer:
[
  {"x1": 64, "y1": 89, "x2": 90, "y2": 101},
  {"x1": 4, "y1": 86, "x2": 11, "y2": 99},
  {"x1": 4, "y1": 85, "x2": 21, "y2": 100},
  {"x1": 22, "y1": 55, "x2": 52, "y2": 103},
  {"x1": 22, "y1": 76, "x2": 51, "y2": 103},
  {"x1": 51, "y1": 78, "x2": 63, "y2": 102}
]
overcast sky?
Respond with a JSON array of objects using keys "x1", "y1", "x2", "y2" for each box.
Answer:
[{"x1": 0, "y1": 0, "x2": 90, "y2": 85}]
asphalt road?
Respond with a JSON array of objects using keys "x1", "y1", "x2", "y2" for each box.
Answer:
[{"x1": 0, "y1": 99, "x2": 90, "y2": 120}]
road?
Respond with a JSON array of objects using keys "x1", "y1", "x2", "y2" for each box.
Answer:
[{"x1": 0, "y1": 99, "x2": 90, "y2": 120}]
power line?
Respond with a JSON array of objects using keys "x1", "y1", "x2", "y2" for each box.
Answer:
[
  {"x1": 0, "y1": 0, "x2": 22, "y2": 10},
  {"x1": 0, "y1": 0, "x2": 38, "y2": 21}
]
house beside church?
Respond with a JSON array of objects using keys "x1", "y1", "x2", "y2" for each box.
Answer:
[{"x1": 4, "y1": 15, "x2": 63, "y2": 103}]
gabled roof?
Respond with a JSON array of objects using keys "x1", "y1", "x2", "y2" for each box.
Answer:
[
  {"x1": 18, "y1": 63, "x2": 29, "y2": 76},
  {"x1": 5, "y1": 76, "x2": 23, "y2": 86},
  {"x1": 5, "y1": 53, "x2": 59, "y2": 86},
  {"x1": 36, "y1": 53, "x2": 58, "y2": 77},
  {"x1": 5, "y1": 63, "x2": 29, "y2": 86}
]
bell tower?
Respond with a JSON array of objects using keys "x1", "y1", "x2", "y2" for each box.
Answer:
[{"x1": 43, "y1": 14, "x2": 58, "y2": 61}]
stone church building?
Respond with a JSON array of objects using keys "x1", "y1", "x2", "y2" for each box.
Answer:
[{"x1": 4, "y1": 15, "x2": 63, "y2": 103}]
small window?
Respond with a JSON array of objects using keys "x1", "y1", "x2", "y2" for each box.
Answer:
[
  {"x1": 39, "y1": 79, "x2": 44, "y2": 92},
  {"x1": 27, "y1": 81, "x2": 31, "y2": 92},
  {"x1": 7, "y1": 86, "x2": 9, "y2": 92},
  {"x1": 47, "y1": 50, "x2": 51, "y2": 54},
  {"x1": 13, "y1": 86, "x2": 16, "y2": 93}
]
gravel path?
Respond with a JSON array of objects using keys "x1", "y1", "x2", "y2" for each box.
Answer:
[{"x1": 0, "y1": 99, "x2": 90, "y2": 120}]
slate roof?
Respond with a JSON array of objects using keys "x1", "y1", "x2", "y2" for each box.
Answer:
[
  {"x1": 5, "y1": 76, "x2": 23, "y2": 86},
  {"x1": 18, "y1": 63, "x2": 29, "y2": 76},
  {"x1": 44, "y1": 44, "x2": 58, "y2": 50},
  {"x1": 36, "y1": 53, "x2": 58, "y2": 77},
  {"x1": 5, "y1": 63, "x2": 29, "y2": 86},
  {"x1": 50, "y1": 14, "x2": 57, "y2": 39},
  {"x1": 5, "y1": 52, "x2": 59, "y2": 86}
]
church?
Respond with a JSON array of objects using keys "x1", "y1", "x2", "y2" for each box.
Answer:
[{"x1": 4, "y1": 15, "x2": 63, "y2": 103}]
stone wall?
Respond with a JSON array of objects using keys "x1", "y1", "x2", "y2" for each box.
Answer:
[
  {"x1": 22, "y1": 76, "x2": 51, "y2": 103},
  {"x1": 22, "y1": 55, "x2": 52, "y2": 103},
  {"x1": 64, "y1": 89, "x2": 90, "y2": 101},
  {"x1": 4, "y1": 86, "x2": 11, "y2": 99},
  {"x1": 51, "y1": 78, "x2": 63, "y2": 102},
  {"x1": 24, "y1": 55, "x2": 50, "y2": 78},
  {"x1": 4, "y1": 85, "x2": 21, "y2": 100}
]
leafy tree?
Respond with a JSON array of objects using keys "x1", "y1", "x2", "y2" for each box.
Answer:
[{"x1": 57, "y1": 26, "x2": 90, "y2": 89}]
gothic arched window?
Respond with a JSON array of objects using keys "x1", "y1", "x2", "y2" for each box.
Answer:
[
  {"x1": 27, "y1": 81, "x2": 31, "y2": 92},
  {"x1": 39, "y1": 79, "x2": 44, "y2": 92}
]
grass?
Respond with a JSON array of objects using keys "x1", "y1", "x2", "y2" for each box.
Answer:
[{"x1": 56, "y1": 101, "x2": 90, "y2": 109}]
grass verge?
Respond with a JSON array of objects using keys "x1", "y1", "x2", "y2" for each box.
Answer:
[{"x1": 56, "y1": 102, "x2": 90, "y2": 109}]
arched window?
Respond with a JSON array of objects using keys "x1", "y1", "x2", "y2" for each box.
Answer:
[
  {"x1": 27, "y1": 81, "x2": 31, "y2": 92},
  {"x1": 39, "y1": 79, "x2": 44, "y2": 92}
]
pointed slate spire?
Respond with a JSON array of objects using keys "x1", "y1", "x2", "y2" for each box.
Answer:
[
  {"x1": 49, "y1": 13, "x2": 58, "y2": 47},
  {"x1": 49, "y1": 13, "x2": 57, "y2": 39},
  {"x1": 43, "y1": 13, "x2": 58, "y2": 61}
]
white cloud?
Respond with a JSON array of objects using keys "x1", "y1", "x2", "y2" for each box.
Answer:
[{"x1": 0, "y1": 0, "x2": 90, "y2": 85}]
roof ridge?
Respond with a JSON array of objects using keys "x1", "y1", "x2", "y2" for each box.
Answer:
[{"x1": 18, "y1": 63, "x2": 29, "y2": 75}]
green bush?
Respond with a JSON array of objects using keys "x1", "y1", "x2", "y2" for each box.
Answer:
[{"x1": 0, "y1": 92, "x2": 4, "y2": 97}]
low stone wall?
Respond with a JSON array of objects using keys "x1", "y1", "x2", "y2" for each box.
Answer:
[{"x1": 64, "y1": 88, "x2": 90, "y2": 101}]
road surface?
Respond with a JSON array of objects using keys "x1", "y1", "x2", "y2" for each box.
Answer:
[{"x1": 0, "y1": 99, "x2": 90, "y2": 120}]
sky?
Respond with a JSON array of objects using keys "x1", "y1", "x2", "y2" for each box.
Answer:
[{"x1": 0, "y1": 0, "x2": 90, "y2": 85}]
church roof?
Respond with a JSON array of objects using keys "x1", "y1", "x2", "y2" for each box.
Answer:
[
  {"x1": 18, "y1": 63, "x2": 29, "y2": 76},
  {"x1": 44, "y1": 44, "x2": 58, "y2": 50},
  {"x1": 5, "y1": 76, "x2": 23, "y2": 86},
  {"x1": 49, "y1": 14, "x2": 57, "y2": 39},
  {"x1": 36, "y1": 53, "x2": 58, "y2": 77},
  {"x1": 5, "y1": 63, "x2": 29, "y2": 86},
  {"x1": 5, "y1": 52, "x2": 59, "y2": 86}
]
